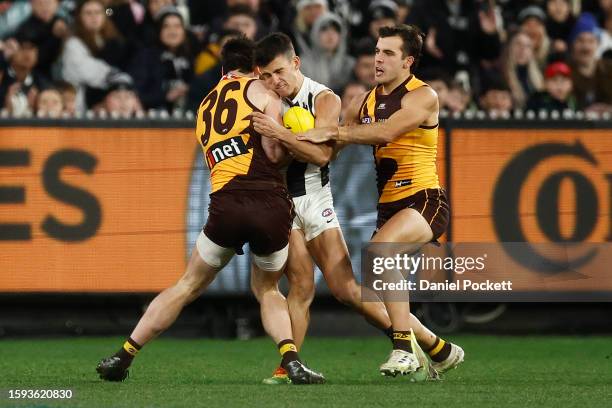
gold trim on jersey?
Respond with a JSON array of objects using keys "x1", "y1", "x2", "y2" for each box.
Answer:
[{"x1": 360, "y1": 75, "x2": 440, "y2": 203}]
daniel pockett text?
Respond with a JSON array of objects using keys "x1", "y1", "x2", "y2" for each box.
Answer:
[{"x1": 360, "y1": 243, "x2": 612, "y2": 302}]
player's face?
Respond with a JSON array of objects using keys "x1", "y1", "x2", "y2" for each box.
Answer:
[
  {"x1": 374, "y1": 36, "x2": 413, "y2": 84},
  {"x1": 257, "y1": 54, "x2": 301, "y2": 98}
]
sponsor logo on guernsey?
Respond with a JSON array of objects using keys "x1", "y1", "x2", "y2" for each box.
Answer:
[
  {"x1": 361, "y1": 116, "x2": 372, "y2": 124},
  {"x1": 395, "y1": 179, "x2": 412, "y2": 188},
  {"x1": 206, "y1": 136, "x2": 249, "y2": 169},
  {"x1": 322, "y1": 208, "x2": 333, "y2": 217},
  {"x1": 377, "y1": 103, "x2": 386, "y2": 109}
]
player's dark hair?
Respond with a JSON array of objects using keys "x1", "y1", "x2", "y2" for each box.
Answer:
[
  {"x1": 221, "y1": 35, "x2": 256, "y2": 73},
  {"x1": 378, "y1": 24, "x2": 424, "y2": 68},
  {"x1": 254, "y1": 32, "x2": 296, "y2": 67}
]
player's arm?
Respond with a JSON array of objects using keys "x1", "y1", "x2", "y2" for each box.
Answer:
[
  {"x1": 260, "y1": 90, "x2": 290, "y2": 165},
  {"x1": 251, "y1": 91, "x2": 339, "y2": 167},
  {"x1": 331, "y1": 91, "x2": 369, "y2": 157},
  {"x1": 247, "y1": 80, "x2": 289, "y2": 165},
  {"x1": 298, "y1": 86, "x2": 437, "y2": 145}
]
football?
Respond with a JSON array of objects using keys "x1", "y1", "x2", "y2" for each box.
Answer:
[{"x1": 283, "y1": 106, "x2": 315, "y2": 133}]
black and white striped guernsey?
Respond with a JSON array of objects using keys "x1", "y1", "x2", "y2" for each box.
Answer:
[{"x1": 282, "y1": 76, "x2": 331, "y2": 197}]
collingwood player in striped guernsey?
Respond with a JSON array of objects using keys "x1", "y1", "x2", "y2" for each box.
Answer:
[
  {"x1": 251, "y1": 31, "x2": 453, "y2": 384},
  {"x1": 297, "y1": 25, "x2": 464, "y2": 378}
]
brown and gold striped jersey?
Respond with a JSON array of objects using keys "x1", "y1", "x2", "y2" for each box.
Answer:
[
  {"x1": 196, "y1": 74, "x2": 283, "y2": 192},
  {"x1": 359, "y1": 75, "x2": 440, "y2": 203}
]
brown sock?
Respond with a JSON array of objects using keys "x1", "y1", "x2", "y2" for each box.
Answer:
[
  {"x1": 392, "y1": 330, "x2": 413, "y2": 352},
  {"x1": 426, "y1": 337, "x2": 452, "y2": 362}
]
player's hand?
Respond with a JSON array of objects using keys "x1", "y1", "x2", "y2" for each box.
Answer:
[
  {"x1": 296, "y1": 127, "x2": 336, "y2": 144},
  {"x1": 251, "y1": 111, "x2": 287, "y2": 140}
]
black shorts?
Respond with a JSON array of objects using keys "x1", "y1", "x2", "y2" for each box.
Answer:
[
  {"x1": 204, "y1": 187, "x2": 293, "y2": 255},
  {"x1": 376, "y1": 188, "x2": 450, "y2": 241}
]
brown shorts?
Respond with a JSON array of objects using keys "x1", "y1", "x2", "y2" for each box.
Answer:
[
  {"x1": 376, "y1": 188, "x2": 450, "y2": 241},
  {"x1": 204, "y1": 187, "x2": 293, "y2": 255}
]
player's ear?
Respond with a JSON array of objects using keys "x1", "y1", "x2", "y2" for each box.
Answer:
[
  {"x1": 294, "y1": 56, "x2": 301, "y2": 71},
  {"x1": 404, "y1": 55, "x2": 414, "y2": 69},
  {"x1": 254, "y1": 66, "x2": 262, "y2": 76}
]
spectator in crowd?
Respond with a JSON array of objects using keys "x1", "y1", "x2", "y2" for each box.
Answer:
[
  {"x1": 526, "y1": 60, "x2": 577, "y2": 111},
  {"x1": 597, "y1": 0, "x2": 612, "y2": 56},
  {"x1": 501, "y1": 31, "x2": 543, "y2": 108},
  {"x1": 0, "y1": 32, "x2": 43, "y2": 116},
  {"x1": 130, "y1": 6, "x2": 194, "y2": 111},
  {"x1": 60, "y1": 0, "x2": 131, "y2": 113},
  {"x1": 546, "y1": 0, "x2": 576, "y2": 55},
  {"x1": 518, "y1": 6, "x2": 551, "y2": 68},
  {"x1": 422, "y1": 68, "x2": 452, "y2": 111},
  {"x1": 35, "y1": 86, "x2": 63, "y2": 117},
  {"x1": 94, "y1": 71, "x2": 143, "y2": 117},
  {"x1": 140, "y1": 0, "x2": 174, "y2": 46},
  {"x1": 366, "y1": 0, "x2": 398, "y2": 40},
  {"x1": 194, "y1": 28, "x2": 241, "y2": 77},
  {"x1": 14, "y1": 0, "x2": 69, "y2": 80},
  {"x1": 99, "y1": 0, "x2": 142, "y2": 44},
  {"x1": 223, "y1": 4, "x2": 258, "y2": 40},
  {"x1": 55, "y1": 79, "x2": 76, "y2": 116},
  {"x1": 351, "y1": 38, "x2": 376, "y2": 89},
  {"x1": 292, "y1": 0, "x2": 327, "y2": 55},
  {"x1": 300, "y1": 13, "x2": 354, "y2": 93},
  {"x1": 0, "y1": 0, "x2": 32, "y2": 39},
  {"x1": 207, "y1": 1, "x2": 273, "y2": 41},
  {"x1": 395, "y1": 0, "x2": 414, "y2": 24},
  {"x1": 340, "y1": 81, "x2": 366, "y2": 120},
  {"x1": 407, "y1": 0, "x2": 501, "y2": 85},
  {"x1": 479, "y1": 79, "x2": 514, "y2": 113},
  {"x1": 446, "y1": 80, "x2": 473, "y2": 113},
  {"x1": 187, "y1": 29, "x2": 242, "y2": 111},
  {"x1": 570, "y1": 12, "x2": 612, "y2": 112}
]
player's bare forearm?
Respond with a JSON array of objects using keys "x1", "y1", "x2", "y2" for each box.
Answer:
[
  {"x1": 299, "y1": 87, "x2": 437, "y2": 145},
  {"x1": 279, "y1": 135, "x2": 332, "y2": 167},
  {"x1": 252, "y1": 111, "x2": 331, "y2": 166}
]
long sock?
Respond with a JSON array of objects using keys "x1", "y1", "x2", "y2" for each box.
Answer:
[
  {"x1": 382, "y1": 325, "x2": 394, "y2": 344},
  {"x1": 392, "y1": 330, "x2": 413, "y2": 353},
  {"x1": 277, "y1": 339, "x2": 300, "y2": 370},
  {"x1": 426, "y1": 337, "x2": 452, "y2": 362},
  {"x1": 114, "y1": 337, "x2": 141, "y2": 368}
]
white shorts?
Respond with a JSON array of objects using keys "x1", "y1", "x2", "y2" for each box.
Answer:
[{"x1": 292, "y1": 185, "x2": 340, "y2": 241}]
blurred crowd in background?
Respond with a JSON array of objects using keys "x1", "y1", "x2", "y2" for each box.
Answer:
[{"x1": 0, "y1": 0, "x2": 611, "y2": 119}]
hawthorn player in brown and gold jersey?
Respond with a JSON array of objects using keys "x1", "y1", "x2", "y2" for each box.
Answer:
[
  {"x1": 298, "y1": 25, "x2": 464, "y2": 378},
  {"x1": 96, "y1": 36, "x2": 325, "y2": 385}
]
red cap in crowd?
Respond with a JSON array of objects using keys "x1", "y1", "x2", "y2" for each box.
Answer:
[{"x1": 544, "y1": 62, "x2": 571, "y2": 79}]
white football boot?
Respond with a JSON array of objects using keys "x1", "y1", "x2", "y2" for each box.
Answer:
[{"x1": 431, "y1": 343, "x2": 465, "y2": 373}]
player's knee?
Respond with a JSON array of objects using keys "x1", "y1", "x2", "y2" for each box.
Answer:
[
  {"x1": 288, "y1": 275, "x2": 315, "y2": 305},
  {"x1": 176, "y1": 276, "x2": 205, "y2": 303},
  {"x1": 250, "y1": 273, "x2": 278, "y2": 302}
]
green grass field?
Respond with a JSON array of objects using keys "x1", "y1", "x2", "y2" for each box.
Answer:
[{"x1": 1, "y1": 336, "x2": 611, "y2": 408}]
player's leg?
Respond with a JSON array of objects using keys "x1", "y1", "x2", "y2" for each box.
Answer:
[
  {"x1": 372, "y1": 207, "x2": 435, "y2": 378},
  {"x1": 250, "y1": 248, "x2": 325, "y2": 384},
  {"x1": 96, "y1": 232, "x2": 232, "y2": 381},
  {"x1": 374, "y1": 204, "x2": 463, "y2": 375},
  {"x1": 285, "y1": 229, "x2": 315, "y2": 350},
  {"x1": 308, "y1": 227, "x2": 392, "y2": 333}
]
